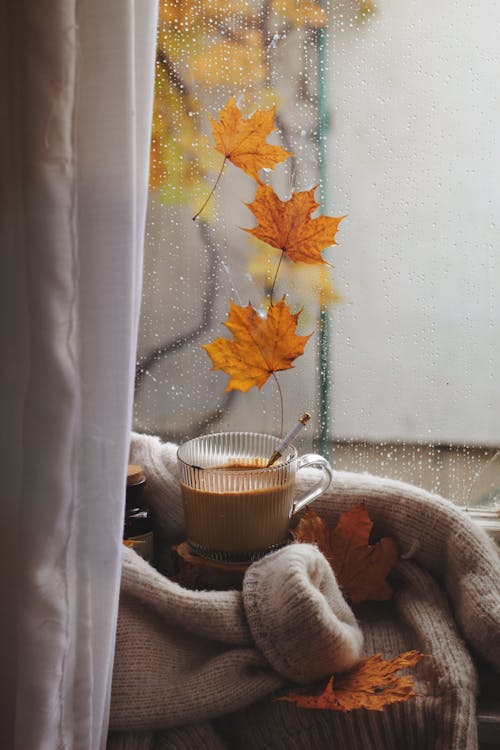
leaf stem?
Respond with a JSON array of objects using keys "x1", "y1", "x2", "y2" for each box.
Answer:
[
  {"x1": 271, "y1": 372, "x2": 284, "y2": 437},
  {"x1": 269, "y1": 250, "x2": 284, "y2": 306},
  {"x1": 193, "y1": 156, "x2": 227, "y2": 221}
]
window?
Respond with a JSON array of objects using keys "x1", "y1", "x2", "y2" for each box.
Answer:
[{"x1": 134, "y1": 0, "x2": 500, "y2": 514}]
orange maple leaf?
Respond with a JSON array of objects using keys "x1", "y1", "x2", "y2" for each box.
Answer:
[
  {"x1": 210, "y1": 97, "x2": 292, "y2": 182},
  {"x1": 202, "y1": 298, "x2": 312, "y2": 392},
  {"x1": 291, "y1": 506, "x2": 398, "y2": 603},
  {"x1": 243, "y1": 184, "x2": 345, "y2": 265},
  {"x1": 277, "y1": 651, "x2": 424, "y2": 712}
]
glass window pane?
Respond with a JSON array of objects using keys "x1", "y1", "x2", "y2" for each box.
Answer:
[{"x1": 134, "y1": 0, "x2": 500, "y2": 507}]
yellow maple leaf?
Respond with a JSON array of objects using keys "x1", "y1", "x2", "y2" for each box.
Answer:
[
  {"x1": 194, "y1": 97, "x2": 292, "y2": 219},
  {"x1": 210, "y1": 97, "x2": 292, "y2": 182}
]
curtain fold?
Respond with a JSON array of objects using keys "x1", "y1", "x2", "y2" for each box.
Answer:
[{"x1": 0, "y1": 2, "x2": 158, "y2": 748}]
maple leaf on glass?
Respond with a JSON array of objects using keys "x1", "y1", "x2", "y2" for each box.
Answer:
[
  {"x1": 291, "y1": 506, "x2": 398, "y2": 603},
  {"x1": 277, "y1": 651, "x2": 424, "y2": 712},
  {"x1": 202, "y1": 298, "x2": 312, "y2": 392},
  {"x1": 193, "y1": 97, "x2": 292, "y2": 219},
  {"x1": 210, "y1": 96, "x2": 292, "y2": 182},
  {"x1": 244, "y1": 184, "x2": 345, "y2": 265}
]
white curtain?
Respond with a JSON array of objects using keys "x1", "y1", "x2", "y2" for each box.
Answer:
[{"x1": 0, "y1": 2, "x2": 158, "y2": 748}]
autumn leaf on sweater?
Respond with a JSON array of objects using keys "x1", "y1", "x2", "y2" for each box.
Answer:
[
  {"x1": 202, "y1": 298, "x2": 311, "y2": 392},
  {"x1": 291, "y1": 507, "x2": 398, "y2": 603},
  {"x1": 331, "y1": 506, "x2": 398, "y2": 603},
  {"x1": 244, "y1": 184, "x2": 345, "y2": 265},
  {"x1": 291, "y1": 507, "x2": 333, "y2": 561},
  {"x1": 210, "y1": 97, "x2": 291, "y2": 182},
  {"x1": 277, "y1": 651, "x2": 424, "y2": 712}
]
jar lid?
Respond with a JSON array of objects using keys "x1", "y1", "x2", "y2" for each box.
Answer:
[{"x1": 127, "y1": 464, "x2": 144, "y2": 485}]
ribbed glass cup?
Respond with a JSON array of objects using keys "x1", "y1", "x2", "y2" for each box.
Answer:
[{"x1": 177, "y1": 431, "x2": 333, "y2": 563}]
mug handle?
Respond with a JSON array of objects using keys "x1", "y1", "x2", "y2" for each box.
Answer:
[{"x1": 291, "y1": 454, "x2": 333, "y2": 516}]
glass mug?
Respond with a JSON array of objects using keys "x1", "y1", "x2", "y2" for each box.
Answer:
[{"x1": 177, "y1": 431, "x2": 333, "y2": 563}]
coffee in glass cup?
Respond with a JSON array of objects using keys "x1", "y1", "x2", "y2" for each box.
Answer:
[{"x1": 177, "y1": 431, "x2": 333, "y2": 563}]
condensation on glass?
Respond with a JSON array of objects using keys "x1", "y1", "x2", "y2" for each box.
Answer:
[{"x1": 134, "y1": 0, "x2": 500, "y2": 509}]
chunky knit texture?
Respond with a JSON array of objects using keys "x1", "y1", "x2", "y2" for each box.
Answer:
[
  {"x1": 107, "y1": 432, "x2": 500, "y2": 749},
  {"x1": 243, "y1": 545, "x2": 363, "y2": 683},
  {"x1": 111, "y1": 542, "x2": 363, "y2": 732}
]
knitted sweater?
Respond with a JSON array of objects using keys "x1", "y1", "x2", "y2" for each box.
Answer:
[{"x1": 108, "y1": 433, "x2": 500, "y2": 750}]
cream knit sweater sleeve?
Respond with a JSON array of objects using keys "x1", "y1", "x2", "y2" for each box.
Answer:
[{"x1": 110, "y1": 542, "x2": 363, "y2": 730}]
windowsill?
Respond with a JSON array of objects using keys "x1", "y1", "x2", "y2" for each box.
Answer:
[{"x1": 466, "y1": 509, "x2": 500, "y2": 547}]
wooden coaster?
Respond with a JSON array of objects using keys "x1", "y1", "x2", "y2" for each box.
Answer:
[
  {"x1": 172, "y1": 542, "x2": 249, "y2": 590},
  {"x1": 174, "y1": 542, "x2": 250, "y2": 571}
]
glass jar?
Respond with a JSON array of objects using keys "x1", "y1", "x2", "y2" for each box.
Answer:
[{"x1": 124, "y1": 465, "x2": 154, "y2": 564}]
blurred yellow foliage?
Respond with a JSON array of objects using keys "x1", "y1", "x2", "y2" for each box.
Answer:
[
  {"x1": 271, "y1": 0, "x2": 326, "y2": 28},
  {"x1": 357, "y1": 0, "x2": 377, "y2": 22},
  {"x1": 160, "y1": 0, "x2": 256, "y2": 26},
  {"x1": 151, "y1": 0, "x2": 335, "y2": 203},
  {"x1": 151, "y1": 0, "x2": 371, "y2": 223},
  {"x1": 191, "y1": 33, "x2": 267, "y2": 88},
  {"x1": 248, "y1": 239, "x2": 342, "y2": 320},
  {"x1": 149, "y1": 0, "x2": 359, "y2": 316},
  {"x1": 159, "y1": 0, "x2": 200, "y2": 26}
]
